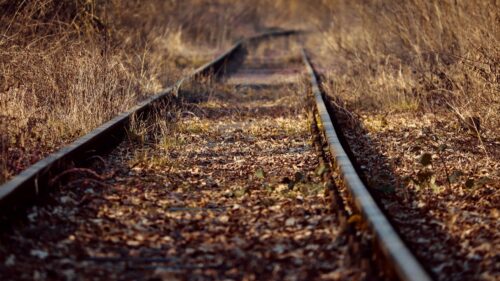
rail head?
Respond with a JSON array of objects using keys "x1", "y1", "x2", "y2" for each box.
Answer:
[{"x1": 301, "y1": 49, "x2": 433, "y2": 281}]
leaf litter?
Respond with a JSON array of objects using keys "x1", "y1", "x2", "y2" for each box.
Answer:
[
  {"x1": 0, "y1": 42, "x2": 375, "y2": 280},
  {"x1": 332, "y1": 107, "x2": 499, "y2": 281}
]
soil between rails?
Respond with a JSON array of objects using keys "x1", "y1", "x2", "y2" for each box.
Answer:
[{"x1": 0, "y1": 41, "x2": 375, "y2": 280}]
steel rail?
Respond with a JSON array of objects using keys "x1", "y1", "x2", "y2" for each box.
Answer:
[
  {"x1": 302, "y1": 49, "x2": 433, "y2": 281},
  {"x1": 0, "y1": 30, "x2": 299, "y2": 216}
]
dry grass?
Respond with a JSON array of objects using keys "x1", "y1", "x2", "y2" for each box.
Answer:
[
  {"x1": 0, "y1": 0, "x2": 174, "y2": 182},
  {"x1": 308, "y1": 0, "x2": 499, "y2": 135},
  {"x1": 2, "y1": 0, "x2": 497, "y2": 183},
  {"x1": 0, "y1": 0, "x2": 310, "y2": 183}
]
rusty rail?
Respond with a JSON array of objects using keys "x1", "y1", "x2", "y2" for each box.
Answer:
[{"x1": 302, "y1": 49, "x2": 433, "y2": 281}]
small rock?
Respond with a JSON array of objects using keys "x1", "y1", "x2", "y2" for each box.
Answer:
[
  {"x1": 59, "y1": 196, "x2": 75, "y2": 204},
  {"x1": 4, "y1": 255, "x2": 15, "y2": 266},
  {"x1": 273, "y1": 244, "x2": 286, "y2": 254},
  {"x1": 30, "y1": 249, "x2": 49, "y2": 260},
  {"x1": 62, "y1": 269, "x2": 76, "y2": 281}
]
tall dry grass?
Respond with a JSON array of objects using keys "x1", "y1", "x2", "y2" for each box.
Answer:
[
  {"x1": 0, "y1": 0, "x2": 321, "y2": 183},
  {"x1": 3, "y1": 0, "x2": 496, "y2": 182},
  {"x1": 0, "y1": 0, "x2": 169, "y2": 182},
  {"x1": 0, "y1": 0, "x2": 285, "y2": 183},
  {"x1": 311, "y1": 0, "x2": 499, "y2": 134}
]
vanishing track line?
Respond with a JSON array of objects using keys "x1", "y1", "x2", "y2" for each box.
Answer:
[{"x1": 0, "y1": 32, "x2": 432, "y2": 281}]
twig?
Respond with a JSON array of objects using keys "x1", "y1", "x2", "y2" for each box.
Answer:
[
  {"x1": 436, "y1": 149, "x2": 452, "y2": 190},
  {"x1": 85, "y1": 256, "x2": 224, "y2": 270},
  {"x1": 85, "y1": 256, "x2": 178, "y2": 263},
  {"x1": 445, "y1": 101, "x2": 489, "y2": 158},
  {"x1": 134, "y1": 262, "x2": 224, "y2": 271},
  {"x1": 66, "y1": 178, "x2": 111, "y2": 189},
  {"x1": 49, "y1": 168, "x2": 105, "y2": 187},
  {"x1": 166, "y1": 206, "x2": 225, "y2": 212}
]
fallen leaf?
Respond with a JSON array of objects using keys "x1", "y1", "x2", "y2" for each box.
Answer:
[
  {"x1": 347, "y1": 214, "x2": 362, "y2": 225},
  {"x1": 285, "y1": 217, "x2": 296, "y2": 226},
  {"x1": 255, "y1": 168, "x2": 266, "y2": 179},
  {"x1": 218, "y1": 215, "x2": 229, "y2": 223},
  {"x1": 316, "y1": 163, "x2": 327, "y2": 176},
  {"x1": 419, "y1": 153, "x2": 433, "y2": 166},
  {"x1": 465, "y1": 178, "x2": 475, "y2": 188}
]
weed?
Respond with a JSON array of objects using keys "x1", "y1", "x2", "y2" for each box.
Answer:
[
  {"x1": 159, "y1": 135, "x2": 187, "y2": 151},
  {"x1": 310, "y1": 1, "x2": 498, "y2": 135}
]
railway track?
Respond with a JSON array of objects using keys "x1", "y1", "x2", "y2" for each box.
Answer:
[{"x1": 0, "y1": 32, "x2": 433, "y2": 280}]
